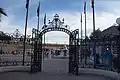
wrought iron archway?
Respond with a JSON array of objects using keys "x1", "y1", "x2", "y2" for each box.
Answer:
[{"x1": 31, "y1": 14, "x2": 79, "y2": 75}]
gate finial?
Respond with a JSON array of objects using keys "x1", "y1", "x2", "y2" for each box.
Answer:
[{"x1": 54, "y1": 14, "x2": 59, "y2": 18}]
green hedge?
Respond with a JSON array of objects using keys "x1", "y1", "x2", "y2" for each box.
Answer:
[{"x1": 0, "y1": 35, "x2": 11, "y2": 40}]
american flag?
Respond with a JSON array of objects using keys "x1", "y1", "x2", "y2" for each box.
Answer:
[
  {"x1": 37, "y1": 1, "x2": 40, "y2": 17},
  {"x1": 26, "y1": 0, "x2": 29, "y2": 9},
  {"x1": 91, "y1": 0, "x2": 94, "y2": 8},
  {"x1": 44, "y1": 13, "x2": 46, "y2": 25},
  {"x1": 84, "y1": 1, "x2": 86, "y2": 14},
  {"x1": 81, "y1": 13, "x2": 82, "y2": 23}
]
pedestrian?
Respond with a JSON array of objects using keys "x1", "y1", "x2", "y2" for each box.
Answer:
[
  {"x1": 112, "y1": 55, "x2": 117, "y2": 70},
  {"x1": 116, "y1": 55, "x2": 120, "y2": 73},
  {"x1": 96, "y1": 53, "x2": 100, "y2": 65},
  {"x1": 113, "y1": 54, "x2": 120, "y2": 80}
]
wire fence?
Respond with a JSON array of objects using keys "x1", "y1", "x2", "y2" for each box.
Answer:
[{"x1": 0, "y1": 53, "x2": 31, "y2": 67}]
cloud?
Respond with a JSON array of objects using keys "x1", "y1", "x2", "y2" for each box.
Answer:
[
  {"x1": 45, "y1": 31, "x2": 69, "y2": 44},
  {"x1": 1, "y1": 0, "x2": 120, "y2": 44},
  {"x1": 1, "y1": 10, "x2": 120, "y2": 44},
  {"x1": 46, "y1": 10, "x2": 119, "y2": 34}
]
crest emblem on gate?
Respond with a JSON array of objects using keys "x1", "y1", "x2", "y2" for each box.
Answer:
[
  {"x1": 42, "y1": 14, "x2": 70, "y2": 30},
  {"x1": 31, "y1": 14, "x2": 79, "y2": 75}
]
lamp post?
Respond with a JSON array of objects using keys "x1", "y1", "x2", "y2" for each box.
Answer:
[
  {"x1": 116, "y1": 18, "x2": 120, "y2": 32},
  {"x1": 116, "y1": 17, "x2": 120, "y2": 56},
  {"x1": 116, "y1": 17, "x2": 120, "y2": 80}
]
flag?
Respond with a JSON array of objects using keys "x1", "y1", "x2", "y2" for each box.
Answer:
[
  {"x1": 91, "y1": 0, "x2": 94, "y2": 8},
  {"x1": 44, "y1": 13, "x2": 46, "y2": 25},
  {"x1": 81, "y1": 13, "x2": 82, "y2": 22},
  {"x1": 84, "y1": 1, "x2": 86, "y2": 14},
  {"x1": 37, "y1": 1, "x2": 40, "y2": 17},
  {"x1": 62, "y1": 18, "x2": 64, "y2": 22},
  {"x1": 26, "y1": 0, "x2": 29, "y2": 9}
]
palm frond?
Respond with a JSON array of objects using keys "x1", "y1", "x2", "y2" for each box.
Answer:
[{"x1": 0, "y1": 8, "x2": 7, "y2": 16}]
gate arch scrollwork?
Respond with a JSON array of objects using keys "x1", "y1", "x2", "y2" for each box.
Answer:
[
  {"x1": 31, "y1": 14, "x2": 79, "y2": 75},
  {"x1": 69, "y1": 29, "x2": 79, "y2": 75}
]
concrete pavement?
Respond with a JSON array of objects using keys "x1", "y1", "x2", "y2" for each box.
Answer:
[
  {"x1": 0, "y1": 72, "x2": 113, "y2": 80},
  {"x1": 0, "y1": 59, "x2": 117, "y2": 80}
]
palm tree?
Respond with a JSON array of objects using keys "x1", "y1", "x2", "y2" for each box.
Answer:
[{"x1": 0, "y1": 8, "x2": 7, "y2": 22}]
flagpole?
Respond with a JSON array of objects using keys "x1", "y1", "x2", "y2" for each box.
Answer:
[
  {"x1": 80, "y1": 13, "x2": 83, "y2": 62},
  {"x1": 37, "y1": 12, "x2": 39, "y2": 62},
  {"x1": 92, "y1": 0, "x2": 95, "y2": 33},
  {"x1": 84, "y1": 1, "x2": 87, "y2": 39},
  {"x1": 36, "y1": 1, "x2": 41, "y2": 69},
  {"x1": 84, "y1": 1, "x2": 87, "y2": 66},
  {"x1": 23, "y1": 0, "x2": 29, "y2": 65},
  {"x1": 92, "y1": 0, "x2": 96, "y2": 68},
  {"x1": 85, "y1": 10, "x2": 86, "y2": 39},
  {"x1": 37, "y1": 2, "x2": 40, "y2": 66},
  {"x1": 44, "y1": 14, "x2": 46, "y2": 59},
  {"x1": 37, "y1": 2, "x2": 40, "y2": 30},
  {"x1": 44, "y1": 34, "x2": 45, "y2": 59},
  {"x1": 37, "y1": 13, "x2": 39, "y2": 30}
]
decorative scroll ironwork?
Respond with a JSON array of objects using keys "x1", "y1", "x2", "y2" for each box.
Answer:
[
  {"x1": 69, "y1": 29, "x2": 79, "y2": 75},
  {"x1": 31, "y1": 14, "x2": 79, "y2": 75},
  {"x1": 42, "y1": 14, "x2": 70, "y2": 30},
  {"x1": 31, "y1": 28, "x2": 42, "y2": 72},
  {"x1": 0, "y1": 30, "x2": 31, "y2": 67}
]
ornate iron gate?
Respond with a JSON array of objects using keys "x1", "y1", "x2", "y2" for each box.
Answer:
[
  {"x1": 31, "y1": 29, "x2": 42, "y2": 72},
  {"x1": 31, "y1": 14, "x2": 80, "y2": 75},
  {"x1": 69, "y1": 29, "x2": 79, "y2": 75}
]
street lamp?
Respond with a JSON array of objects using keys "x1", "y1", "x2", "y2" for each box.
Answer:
[
  {"x1": 116, "y1": 18, "x2": 120, "y2": 57},
  {"x1": 116, "y1": 18, "x2": 120, "y2": 53},
  {"x1": 115, "y1": 18, "x2": 120, "y2": 77},
  {"x1": 116, "y1": 17, "x2": 120, "y2": 32}
]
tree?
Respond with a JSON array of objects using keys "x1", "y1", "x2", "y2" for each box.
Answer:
[
  {"x1": 89, "y1": 28, "x2": 102, "y2": 40},
  {"x1": 0, "y1": 8, "x2": 7, "y2": 22},
  {"x1": 0, "y1": 31, "x2": 11, "y2": 44},
  {"x1": 85, "y1": 36, "x2": 89, "y2": 42}
]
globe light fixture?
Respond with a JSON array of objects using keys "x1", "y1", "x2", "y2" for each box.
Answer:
[
  {"x1": 116, "y1": 17, "x2": 120, "y2": 31},
  {"x1": 116, "y1": 17, "x2": 120, "y2": 25}
]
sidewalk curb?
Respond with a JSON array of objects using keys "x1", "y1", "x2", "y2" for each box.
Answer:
[
  {"x1": 0, "y1": 66, "x2": 118, "y2": 80},
  {"x1": 79, "y1": 68, "x2": 118, "y2": 80},
  {"x1": 0, "y1": 66, "x2": 30, "y2": 72}
]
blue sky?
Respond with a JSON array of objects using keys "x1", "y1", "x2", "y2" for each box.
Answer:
[{"x1": 0, "y1": 0, "x2": 120, "y2": 44}]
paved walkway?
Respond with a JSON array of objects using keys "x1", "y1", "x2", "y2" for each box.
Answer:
[
  {"x1": 0, "y1": 59, "x2": 115, "y2": 80},
  {"x1": 0, "y1": 72, "x2": 113, "y2": 80}
]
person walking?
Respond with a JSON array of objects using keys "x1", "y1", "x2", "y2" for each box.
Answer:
[{"x1": 113, "y1": 54, "x2": 120, "y2": 80}]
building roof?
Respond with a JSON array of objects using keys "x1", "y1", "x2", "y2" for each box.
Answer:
[{"x1": 101, "y1": 25, "x2": 119, "y2": 36}]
